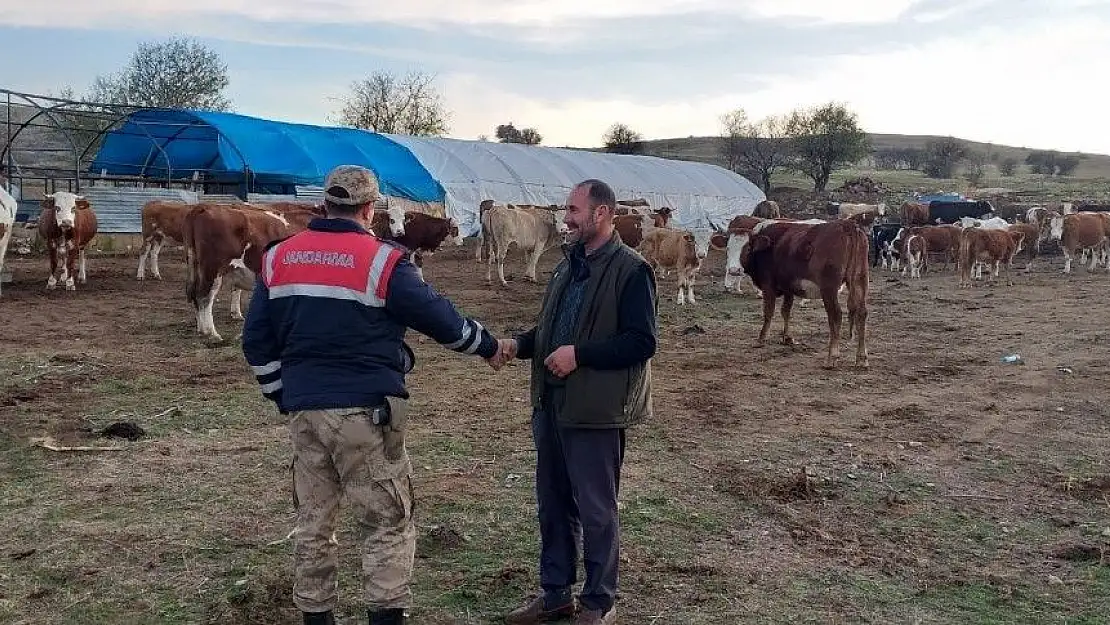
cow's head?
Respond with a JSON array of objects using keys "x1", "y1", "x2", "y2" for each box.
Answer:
[
  {"x1": 44, "y1": 191, "x2": 86, "y2": 231},
  {"x1": 552, "y1": 208, "x2": 569, "y2": 235},
  {"x1": 725, "y1": 232, "x2": 750, "y2": 276},
  {"x1": 689, "y1": 227, "x2": 714, "y2": 261},
  {"x1": 1048, "y1": 214, "x2": 1065, "y2": 240},
  {"x1": 386, "y1": 204, "x2": 406, "y2": 237},
  {"x1": 448, "y1": 216, "x2": 463, "y2": 245}
]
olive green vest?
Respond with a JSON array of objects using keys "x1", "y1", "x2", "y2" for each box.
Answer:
[{"x1": 530, "y1": 232, "x2": 657, "y2": 428}]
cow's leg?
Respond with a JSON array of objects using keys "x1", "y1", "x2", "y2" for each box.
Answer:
[
  {"x1": 485, "y1": 245, "x2": 495, "y2": 284},
  {"x1": 414, "y1": 251, "x2": 426, "y2": 283},
  {"x1": 150, "y1": 236, "x2": 165, "y2": 280},
  {"x1": 46, "y1": 242, "x2": 59, "y2": 289},
  {"x1": 686, "y1": 269, "x2": 696, "y2": 304},
  {"x1": 78, "y1": 247, "x2": 88, "y2": 284},
  {"x1": 231, "y1": 288, "x2": 243, "y2": 320},
  {"x1": 136, "y1": 236, "x2": 151, "y2": 280},
  {"x1": 200, "y1": 275, "x2": 224, "y2": 341},
  {"x1": 756, "y1": 291, "x2": 776, "y2": 346},
  {"x1": 820, "y1": 287, "x2": 843, "y2": 369},
  {"x1": 64, "y1": 240, "x2": 77, "y2": 290},
  {"x1": 1088, "y1": 246, "x2": 1099, "y2": 272},
  {"x1": 847, "y1": 283, "x2": 868, "y2": 368},
  {"x1": 780, "y1": 293, "x2": 795, "y2": 345},
  {"x1": 526, "y1": 245, "x2": 543, "y2": 282},
  {"x1": 676, "y1": 270, "x2": 687, "y2": 305},
  {"x1": 1062, "y1": 248, "x2": 1073, "y2": 274}
]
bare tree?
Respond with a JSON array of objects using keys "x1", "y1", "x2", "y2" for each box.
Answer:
[
  {"x1": 88, "y1": 36, "x2": 231, "y2": 110},
  {"x1": 785, "y1": 102, "x2": 870, "y2": 192},
  {"x1": 922, "y1": 138, "x2": 968, "y2": 179},
  {"x1": 963, "y1": 150, "x2": 987, "y2": 185},
  {"x1": 495, "y1": 122, "x2": 542, "y2": 145},
  {"x1": 719, "y1": 108, "x2": 791, "y2": 192},
  {"x1": 603, "y1": 123, "x2": 644, "y2": 154},
  {"x1": 334, "y1": 70, "x2": 449, "y2": 136}
]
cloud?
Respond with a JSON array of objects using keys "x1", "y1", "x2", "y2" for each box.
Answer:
[
  {"x1": 0, "y1": 0, "x2": 926, "y2": 32},
  {"x1": 434, "y1": 12, "x2": 1110, "y2": 153}
]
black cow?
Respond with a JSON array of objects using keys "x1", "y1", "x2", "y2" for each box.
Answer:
[
  {"x1": 1074, "y1": 203, "x2": 1110, "y2": 213},
  {"x1": 871, "y1": 223, "x2": 903, "y2": 268},
  {"x1": 928, "y1": 200, "x2": 994, "y2": 224}
]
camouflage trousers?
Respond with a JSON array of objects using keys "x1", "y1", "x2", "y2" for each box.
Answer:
[{"x1": 289, "y1": 407, "x2": 416, "y2": 613}]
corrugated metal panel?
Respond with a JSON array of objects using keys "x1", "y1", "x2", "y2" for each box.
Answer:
[
  {"x1": 198, "y1": 194, "x2": 244, "y2": 204},
  {"x1": 82, "y1": 188, "x2": 199, "y2": 233},
  {"x1": 247, "y1": 193, "x2": 298, "y2": 203}
]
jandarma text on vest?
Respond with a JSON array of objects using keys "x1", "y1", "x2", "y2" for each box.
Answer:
[{"x1": 282, "y1": 250, "x2": 357, "y2": 268}]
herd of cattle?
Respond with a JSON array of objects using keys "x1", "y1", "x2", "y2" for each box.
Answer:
[{"x1": 2, "y1": 183, "x2": 1110, "y2": 368}]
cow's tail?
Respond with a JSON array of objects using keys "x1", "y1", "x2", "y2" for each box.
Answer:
[{"x1": 183, "y1": 207, "x2": 202, "y2": 310}]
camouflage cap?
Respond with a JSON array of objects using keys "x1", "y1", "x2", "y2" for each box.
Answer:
[{"x1": 324, "y1": 164, "x2": 380, "y2": 206}]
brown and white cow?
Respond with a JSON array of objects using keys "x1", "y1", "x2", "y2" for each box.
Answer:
[
  {"x1": 901, "y1": 233, "x2": 928, "y2": 279},
  {"x1": 183, "y1": 204, "x2": 316, "y2": 341},
  {"x1": 728, "y1": 219, "x2": 869, "y2": 369},
  {"x1": 613, "y1": 213, "x2": 650, "y2": 249},
  {"x1": 957, "y1": 228, "x2": 1025, "y2": 287},
  {"x1": 901, "y1": 202, "x2": 930, "y2": 226},
  {"x1": 368, "y1": 203, "x2": 408, "y2": 239},
  {"x1": 640, "y1": 227, "x2": 702, "y2": 305},
  {"x1": 376, "y1": 211, "x2": 463, "y2": 282},
  {"x1": 0, "y1": 182, "x2": 16, "y2": 298},
  {"x1": 38, "y1": 192, "x2": 98, "y2": 291},
  {"x1": 482, "y1": 204, "x2": 568, "y2": 286},
  {"x1": 1048, "y1": 212, "x2": 1110, "y2": 274},
  {"x1": 892, "y1": 225, "x2": 962, "y2": 271}
]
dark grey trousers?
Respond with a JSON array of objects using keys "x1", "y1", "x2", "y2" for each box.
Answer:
[{"x1": 532, "y1": 388, "x2": 626, "y2": 612}]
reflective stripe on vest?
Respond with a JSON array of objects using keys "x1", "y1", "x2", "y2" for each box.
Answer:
[{"x1": 263, "y1": 231, "x2": 401, "y2": 307}]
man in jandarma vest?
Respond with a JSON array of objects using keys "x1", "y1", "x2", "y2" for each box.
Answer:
[
  {"x1": 242, "y1": 164, "x2": 509, "y2": 625},
  {"x1": 496, "y1": 179, "x2": 659, "y2": 625}
]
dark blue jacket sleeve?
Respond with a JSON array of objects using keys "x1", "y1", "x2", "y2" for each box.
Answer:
[
  {"x1": 574, "y1": 264, "x2": 658, "y2": 369},
  {"x1": 515, "y1": 327, "x2": 537, "y2": 360},
  {"x1": 384, "y1": 258, "x2": 499, "y2": 359},
  {"x1": 241, "y1": 276, "x2": 285, "y2": 411}
]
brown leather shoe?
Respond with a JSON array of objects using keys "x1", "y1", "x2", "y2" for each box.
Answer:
[
  {"x1": 573, "y1": 606, "x2": 616, "y2": 625},
  {"x1": 504, "y1": 594, "x2": 576, "y2": 624}
]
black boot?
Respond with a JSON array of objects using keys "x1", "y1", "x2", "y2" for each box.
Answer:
[
  {"x1": 303, "y1": 611, "x2": 335, "y2": 625},
  {"x1": 368, "y1": 607, "x2": 407, "y2": 625}
]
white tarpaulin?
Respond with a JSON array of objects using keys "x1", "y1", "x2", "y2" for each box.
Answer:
[{"x1": 382, "y1": 134, "x2": 766, "y2": 237}]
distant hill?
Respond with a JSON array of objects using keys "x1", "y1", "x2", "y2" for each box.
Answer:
[{"x1": 635, "y1": 133, "x2": 1110, "y2": 179}]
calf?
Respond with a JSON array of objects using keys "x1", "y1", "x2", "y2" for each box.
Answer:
[
  {"x1": 902, "y1": 234, "x2": 927, "y2": 279},
  {"x1": 378, "y1": 211, "x2": 463, "y2": 282},
  {"x1": 38, "y1": 192, "x2": 98, "y2": 291},
  {"x1": 899, "y1": 225, "x2": 962, "y2": 271},
  {"x1": 369, "y1": 204, "x2": 408, "y2": 239},
  {"x1": 1007, "y1": 222, "x2": 1043, "y2": 270},
  {"x1": 640, "y1": 227, "x2": 701, "y2": 305},
  {"x1": 482, "y1": 204, "x2": 568, "y2": 286},
  {"x1": 1048, "y1": 212, "x2": 1110, "y2": 273},
  {"x1": 0, "y1": 182, "x2": 15, "y2": 297},
  {"x1": 730, "y1": 219, "x2": 869, "y2": 368},
  {"x1": 957, "y1": 228, "x2": 1024, "y2": 287},
  {"x1": 871, "y1": 223, "x2": 902, "y2": 269}
]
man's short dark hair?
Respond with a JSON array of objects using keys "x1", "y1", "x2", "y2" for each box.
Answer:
[
  {"x1": 577, "y1": 179, "x2": 616, "y2": 212},
  {"x1": 324, "y1": 198, "x2": 364, "y2": 217}
]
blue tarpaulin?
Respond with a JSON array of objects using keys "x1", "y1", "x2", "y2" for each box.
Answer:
[{"x1": 89, "y1": 109, "x2": 444, "y2": 203}]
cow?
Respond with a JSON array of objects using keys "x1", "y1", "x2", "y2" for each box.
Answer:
[
  {"x1": 957, "y1": 228, "x2": 1025, "y2": 287},
  {"x1": 901, "y1": 202, "x2": 930, "y2": 226},
  {"x1": 1048, "y1": 212, "x2": 1110, "y2": 274},
  {"x1": 368, "y1": 203, "x2": 408, "y2": 239},
  {"x1": 640, "y1": 227, "x2": 701, "y2": 305},
  {"x1": 958, "y1": 216, "x2": 1010, "y2": 229},
  {"x1": 136, "y1": 200, "x2": 191, "y2": 280},
  {"x1": 613, "y1": 213, "x2": 650, "y2": 248},
  {"x1": 902, "y1": 233, "x2": 927, "y2": 279},
  {"x1": 377, "y1": 211, "x2": 463, "y2": 282},
  {"x1": 895, "y1": 225, "x2": 962, "y2": 271},
  {"x1": 183, "y1": 204, "x2": 316, "y2": 341},
  {"x1": 929, "y1": 200, "x2": 994, "y2": 224},
  {"x1": 752, "y1": 200, "x2": 782, "y2": 219},
  {"x1": 38, "y1": 192, "x2": 98, "y2": 291},
  {"x1": 482, "y1": 204, "x2": 568, "y2": 286},
  {"x1": 838, "y1": 202, "x2": 886, "y2": 222},
  {"x1": 0, "y1": 182, "x2": 15, "y2": 297},
  {"x1": 728, "y1": 219, "x2": 869, "y2": 369},
  {"x1": 1007, "y1": 222, "x2": 1043, "y2": 271},
  {"x1": 871, "y1": 223, "x2": 902, "y2": 269}
]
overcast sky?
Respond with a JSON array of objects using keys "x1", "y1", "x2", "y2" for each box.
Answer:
[{"x1": 0, "y1": 0, "x2": 1107, "y2": 153}]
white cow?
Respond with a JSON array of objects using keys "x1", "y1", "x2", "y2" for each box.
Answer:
[{"x1": 0, "y1": 182, "x2": 16, "y2": 297}]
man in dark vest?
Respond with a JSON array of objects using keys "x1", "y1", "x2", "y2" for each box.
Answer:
[{"x1": 498, "y1": 179, "x2": 658, "y2": 625}]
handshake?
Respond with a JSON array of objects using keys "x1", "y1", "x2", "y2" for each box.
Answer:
[
  {"x1": 485, "y1": 338, "x2": 518, "y2": 371},
  {"x1": 485, "y1": 338, "x2": 578, "y2": 378}
]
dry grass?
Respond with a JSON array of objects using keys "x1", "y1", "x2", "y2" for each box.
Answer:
[{"x1": 2, "y1": 230, "x2": 1110, "y2": 624}]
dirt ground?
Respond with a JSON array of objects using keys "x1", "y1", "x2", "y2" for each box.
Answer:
[{"x1": 2, "y1": 239, "x2": 1109, "y2": 624}]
